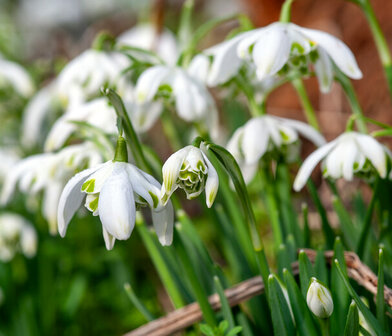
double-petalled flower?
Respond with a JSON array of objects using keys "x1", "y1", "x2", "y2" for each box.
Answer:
[
  {"x1": 294, "y1": 132, "x2": 389, "y2": 191},
  {"x1": 57, "y1": 148, "x2": 174, "y2": 250},
  {"x1": 227, "y1": 115, "x2": 326, "y2": 183},
  {"x1": 161, "y1": 146, "x2": 219, "y2": 208},
  {"x1": 190, "y1": 22, "x2": 362, "y2": 93}
]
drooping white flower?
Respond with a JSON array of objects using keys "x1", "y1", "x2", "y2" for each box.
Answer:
[
  {"x1": 227, "y1": 115, "x2": 326, "y2": 183},
  {"x1": 58, "y1": 160, "x2": 174, "y2": 249},
  {"x1": 293, "y1": 132, "x2": 389, "y2": 191},
  {"x1": 306, "y1": 277, "x2": 334, "y2": 318},
  {"x1": 56, "y1": 49, "x2": 130, "y2": 107},
  {"x1": 161, "y1": 146, "x2": 219, "y2": 208},
  {"x1": 0, "y1": 57, "x2": 35, "y2": 97},
  {"x1": 21, "y1": 83, "x2": 60, "y2": 148},
  {"x1": 195, "y1": 22, "x2": 362, "y2": 93},
  {"x1": 1, "y1": 142, "x2": 104, "y2": 234},
  {"x1": 118, "y1": 24, "x2": 179, "y2": 65},
  {"x1": 44, "y1": 98, "x2": 117, "y2": 151},
  {"x1": 0, "y1": 148, "x2": 20, "y2": 183},
  {"x1": 135, "y1": 65, "x2": 219, "y2": 139},
  {"x1": 0, "y1": 213, "x2": 37, "y2": 262}
]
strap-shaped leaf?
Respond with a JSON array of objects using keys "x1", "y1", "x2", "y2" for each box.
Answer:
[{"x1": 344, "y1": 300, "x2": 359, "y2": 336}]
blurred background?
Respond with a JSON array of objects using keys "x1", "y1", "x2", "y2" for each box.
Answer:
[{"x1": 0, "y1": 0, "x2": 391, "y2": 335}]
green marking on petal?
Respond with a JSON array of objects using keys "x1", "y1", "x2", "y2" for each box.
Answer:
[
  {"x1": 89, "y1": 197, "x2": 99, "y2": 212},
  {"x1": 82, "y1": 179, "x2": 95, "y2": 192},
  {"x1": 149, "y1": 191, "x2": 159, "y2": 208}
]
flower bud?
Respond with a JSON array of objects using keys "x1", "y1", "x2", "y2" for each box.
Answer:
[{"x1": 306, "y1": 277, "x2": 334, "y2": 318}]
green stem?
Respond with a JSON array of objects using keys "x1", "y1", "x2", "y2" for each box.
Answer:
[
  {"x1": 319, "y1": 318, "x2": 330, "y2": 336},
  {"x1": 335, "y1": 70, "x2": 367, "y2": 133},
  {"x1": 291, "y1": 78, "x2": 320, "y2": 130},
  {"x1": 174, "y1": 226, "x2": 217, "y2": 326},
  {"x1": 279, "y1": 0, "x2": 295, "y2": 23},
  {"x1": 356, "y1": 177, "x2": 380, "y2": 259},
  {"x1": 360, "y1": 0, "x2": 392, "y2": 99},
  {"x1": 161, "y1": 108, "x2": 183, "y2": 150},
  {"x1": 234, "y1": 75, "x2": 265, "y2": 117},
  {"x1": 136, "y1": 218, "x2": 185, "y2": 309},
  {"x1": 259, "y1": 167, "x2": 283, "y2": 248}
]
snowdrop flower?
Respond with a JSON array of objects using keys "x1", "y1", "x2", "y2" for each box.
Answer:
[
  {"x1": 227, "y1": 115, "x2": 326, "y2": 183},
  {"x1": 358, "y1": 297, "x2": 376, "y2": 336},
  {"x1": 306, "y1": 277, "x2": 333, "y2": 318},
  {"x1": 1, "y1": 142, "x2": 103, "y2": 234},
  {"x1": 22, "y1": 83, "x2": 60, "y2": 148},
  {"x1": 0, "y1": 148, "x2": 19, "y2": 183},
  {"x1": 58, "y1": 157, "x2": 174, "y2": 249},
  {"x1": 135, "y1": 65, "x2": 219, "y2": 139},
  {"x1": 57, "y1": 49, "x2": 130, "y2": 107},
  {"x1": 0, "y1": 57, "x2": 34, "y2": 97},
  {"x1": 198, "y1": 22, "x2": 362, "y2": 93},
  {"x1": 0, "y1": 213, "x2": 37, "y2": 262},
  {"x1": 294, "y1": 132, "x2": 389, "y2": 191},
  {"x1": 44, "y1": 98, "x2": 117, "y2": 151},
  {"x1": 118, "y1": 24, "x2": 179, "y2": 65},
  {"x1": 161, "y1": 145, "x2": 219, "y2": 208}
]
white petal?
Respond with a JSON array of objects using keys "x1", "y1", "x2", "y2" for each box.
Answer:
[
  {"x1": 277, "y1": 117, "x2": 326, "y2": 147},
  {"x1": 252, "y1": 25, "x2": 291, "y2": 79},
  {"x1": 98, "y1": 164, "x2": 135, "y2": 240},
  {"x1": 187, "y1": 54, "x2": 210, "y2": 83},
  {"x1": 43, "y1": 181, "x2": 63, "y2": 235},
  {"x1": 44, "y1": 115, "x2": 76, "y2": 151},
  {"x1": 241, "y1": 162, "x2": 259, "y2": 184},
  {"x1": 293, "y1": 140, "x2": 337, "y2": 191},
  {"x1": 102, "y1": 227, "x2": 116, "y2": 250},
  {"x1": 202, "y1": 153, "x2": 219, "y2": 208},
  {"x1": 237, "y1": 29, "x2": 264, "y2": 59},
  {"x1": 355, "y1": 134, "x2": 387, "y2": 178},
  {"x1": 266, "y1": 116, "x2": 283, "y2": 147},
  {"x1": 57, "y1": 165, "x2": 102, "y2": 237},
  {"x1": 298, "y1": 27, "x2": 362, "y2": 79},
  {"x1": 241, "y1": 117, "x2": 269, "y2": 164},
  {"x1": 152, "y1": 200, "x2": 174, "y2": 246},
  {"x1": 324, "y1": 144, "x2": 346, "y2": 179},
  {"x1": 135, "y1": 65, "x2": 171, "y2": 103},
  {"x1": 342, "y1": 140, "x2": 359, "y2": 181},
  {"x1": 161, "y1": 146, "x2": 190, "y2": 199},
  {"x1": 126, "y1": 100, "x2": 163, "y2": 133},
  {"x1": 314, "y1": 47, "x2": 334, "y2": 93},
  {"x1": 81, "y1": 161, "x2": 114, "y2": 194},
  {"x1": 227, "y1": 127, "x2": 245, "y2": 160},
  {"x1": 0, "y1": 59, "x2": 34, "y2": 97}
]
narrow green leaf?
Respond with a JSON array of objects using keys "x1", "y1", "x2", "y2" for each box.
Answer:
[
  {"x1": 376, "y1": 248, "x2": 385, "y2": 328},
  {"x1": 268, "y1": 274, "x2": 295, "y2": 336},
  {"x1": 314, "y1": 250, "x2": 328, "y2": 285},
  {"x1": 302, "y1": 203, "x2": 311, "y2": 247},
  {"x1": 298, "y1": 250, "x2": 314, "y2": 299},
  {"x1": 214, "y1": 276, "x2": 235, "y2": 329},
  {"x1": 123, "y1": 283, "x2": 155, "y2": 322},
  {"x1": 344, "y1": 300, "x2": 359, "y2": 336},
  {"x1": 283, "y1": 269, "x2": 319, "y2": 336},
  {"x1": 334, "y1": 259, "x2": 386, "y2": 336},
  {"x1": 227, "y1": 326, "x2": 243, "y2": 336}
]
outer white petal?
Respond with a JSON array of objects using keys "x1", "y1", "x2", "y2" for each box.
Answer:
[
  {"x1": 240, "y1": 162, "x2": 259, "y2": 184},
  {"x1": 202, "y1": 152, "x2": 219, "y2": 208},
  {"x1": 342, "y1": 140, "x2": 358, "y2": 180},
  {"x1": 266, "y1": 116, "x2": 283, "y2": 147},
  {"x1": 82, "y1": 161, "x2": 114, "y2": 194},
  {"x1": 277, "y1": 117, "x2": 326, "y2": 147},
  {"x1": 298, "y1": 27, "x2": 362, "y2": 79},
  {"x1": 125, "y1": 100, "x2": 163, "y2": 133},
  {"x1": 57, "y1": 165, "x2": 102, "y2": 237},
  {"x1": 227, "y1": 127, "x2": 245, "y2": 160},
  {"x1": 43, "y1": 181, "x2": 64, "y2": 235},
  {"x1": 152, "y1": 200, "x2": 174, "y2": 246},
  {"x1": 314, "y1": 47, "x2": 334, "y2": 93},
  {"x1": 324, "y1": 143, "x2": 346, "y2": 179},
  {"x1": 161, "y1": 146, "x2": 191, "y2": 198},
  {"x1": 252, "y1": 26, "x2": 291, "y2": 79},
  {"x1": 135, "y1": 65, "x2": 171, "y2": 103},
  {"x1": 44, "y1": 115, "x2": 76, "y2": 151},
  {"x1": 241, "y1": 118, "x2": 268, "y2": 164},
  {"x1": 293, "y1": 141, "x2": 337, "y2": 191},
  {"x1": 0, "y1": 58, "x2": 34, "y2": 97},
  {"x1": 237, "y1": 28, "x2": 264, "y2": 59},
  {"x1": 102, "y1": 227, "x2": 116, "y2": 250},
  {"x1": 20, "y1": 225, "x2": 37, "y2": 258},
  {"x1": 355, "y1": 134, "x2": 387, "y2": 178},
  {"x1": 98, "y1": 164, "x2": 135, "y2": 240},
  {"x1": 187, "y1": 54, "x2": 210, "y2": 83},
  {"x1": 206, "y1": 35, "x2": 244, "y2": 86}
]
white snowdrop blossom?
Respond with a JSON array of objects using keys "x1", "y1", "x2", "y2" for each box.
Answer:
[
  {"x1": 44, "y1": 98, "x2": 117, "y2": 151},
  {"x1": 197, "y1": 22, "x2": 362, "y2": 93},
  {"x1": 1, "y1": 142, "x2": 103, "y2": 234},
  {"x1": 135, "y1": 65, "x2": 219, "y2": 139},
  {"x1": 227, "y1": 115, "x2": 326, "y2": 183},
  {"x1": 0, "y1": 148, "x2": 20, "y2": 183},
  {"x1": 118, "y1": 24, "x2": 179, "y2": 65},
  {"x1": 0, "y1": 57, "x2": 34, "y2": 97},
  {"x1": 306, "y1": 277, "x2": 334, "y2": 318},
  {"x1": 0, "y1": 213, "x2": 37, "y2": 262},
  {"x1": 58, "y1": 160, "x2": 174, "y2": 249},
  {"x1": 161, "y1": 146, "x2": 219, "y2": 208},
  {"x1": 294, "y1": 132, "x2": 389, "y2": 191},
  {"x1": 57, "y1": 49, "x2": 130, "y2": 107}
]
